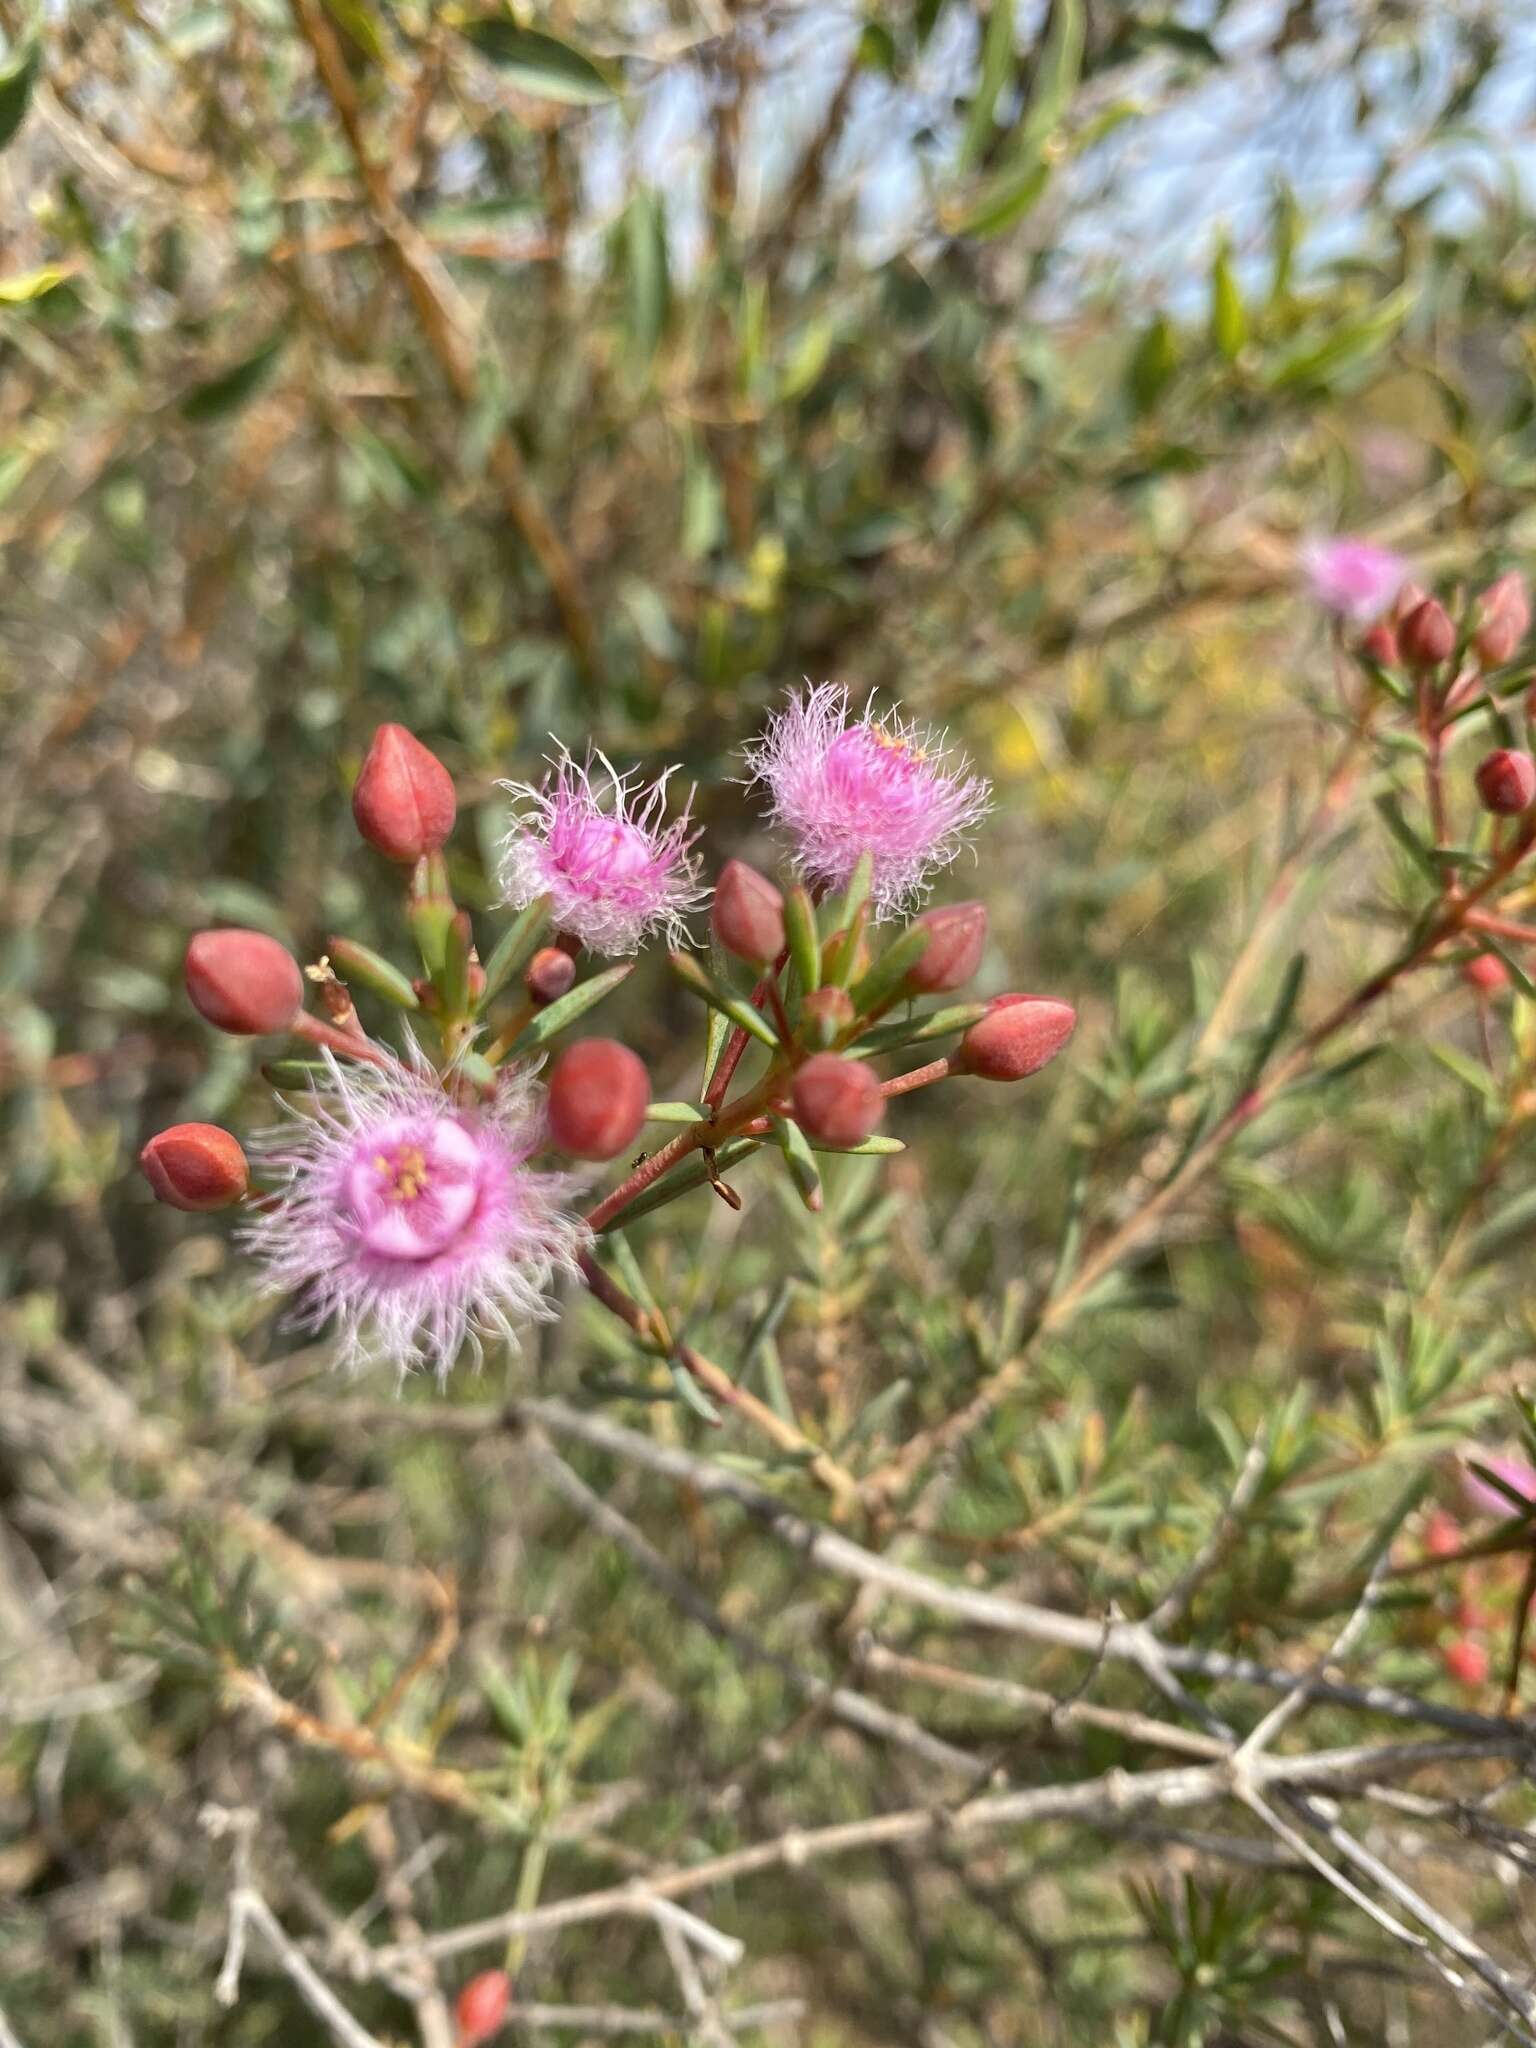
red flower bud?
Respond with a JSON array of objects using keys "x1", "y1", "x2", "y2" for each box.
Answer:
[
  {"x1": 1423, "y1": 1509, "x2": 1462, "y2": 1559},
  {"x1": 790, "y1": 1053, "x2": 885, "y2": 1147},
  {"x1": 799, "y1": 985, "x2": 856, "y2": 1049},
  {"x1": 184, "y1": 929, "x2": 304, "y2": 1035},
  {"x1": 906, "y1": 901, "x2": 987, "y2": 995},
  {"x1": 1392, "y1": 580, "x2": 1429, "y2": 623},
  {"x1": 1442, "y1": 1636, "x2": 1489, "y2": 1689},
  {"x1": 711, "y1": 860, "x2": 786, "y2": 966},
  {"x1": 1475, "y1": 748, "x2": 1536, "y2": 816},
  {"x1": 455, "y1": 1969, "x2": 512, "y2": 2046},
  {"x1": 352, "y1": 724, "x2": 457, "y2": 863},
  {"x1": 139, "y1": 1123, "x2": 250, "y2": 1212},
  {"x1": 1398, "y1": 597, "x2": 1455, "y2": 669},
  {"x1": 526, "y1": 946, "x2": 577, "y2": 1005},
  {"x1": 1359, "y1": 622, "x2": 1399, "y2": 668},
  {"x1": 546, "y1": 1039, "x2": 649, "y2": 1161},
  {"x1": 1477, "y1": 570, "x2": 1531, "y2": 666},
  {"x1": 1462, "y1": 952, "x2": 1509, "y2": 995},
  {"x1": 956, "y1": 994, "x2": 1077, "y2": 1082}
]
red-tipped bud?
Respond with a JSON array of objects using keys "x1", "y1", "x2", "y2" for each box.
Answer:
[
  {"x1": 352, "y1": 724, "x2": 457, "y2": 863},
  {"x1": 546, "y1": 1039, "x2": 649, "y2": 1161},
  {"x1": 1476, "y1": 571, "x2": 1530, "y2": 669},
  {"x1": 1475, "y1": 748, "x2": 1536, "y2": 815},
  {"x1": 1462, "y1": 952, "x2": 1509, "y2": 995},
  {"x1": 1442, "y1": 1636, "x2": 1489, "y2": 1689},
  {"x1": 526, "y1": 946, "x2": 577, "y2": 1005},
  {"x1": 906, "y1": 901, "x2": 988, "y2": 995},
  {"x1": 799, "y1": 985, "x2": 856, "y2": 1049},
  {"x1": 957, "y1": 995, "x2": 1077, "y2": 1082},
  {"x1": 184, "y1": 929, "x2": 303, "y2": 1035},
  {"x1": 1360, "y1": 622, "x2": 1399, "y2": 668},
  {"x1": 1393, "y1": 580, "x2": 1429, "y2": 623},
  {"x1": 711, "y1": 861, "x2": 785, "y2": 966},
  {"x1": 455, "y1": 1969, "x2": 512, "y2": 2047},
  {"x1": 790, "y1": 1053, "x2": 885, "y2": 1147},
  {"x1": 1399, "y1": 597, "x2": 1455, "y2": 669},
  {"x1": 139, "y1": 1123, "x2": 250, "y2": 1212}
]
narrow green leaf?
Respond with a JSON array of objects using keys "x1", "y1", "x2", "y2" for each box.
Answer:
[
  {"x1": 181, "y1": 335, "x2": 285, "y2": 421},
  {"x1": 0, "y1": 38, "x2": 37, "y2": 153},
  {"x1": 1017, "y1": 0, "x2": 1083, "y2": 155},
  {"x1": 1210, "y1": 238, "x2": 1247, "y2": 361},
  {"x1": 1372, "y1": 793, "x2": 1440, "y2": 882},
  {"x1": 457, "y1": 20, "x2": 616, "y2": 104},
  {"x1": 960, "y1": 0, "x2": 1016, "y2": 171},
  {"x1": 773, "y1": 1115, "x2": 823, "y2": 1211},
  {"x1": 507, "y1": 963, "x2": 633, "y2": 1054},
  {"x1": 850, "y1": 1002, "x2": 986, "y2": 1056},
  {"x1": 327, "y1": 937, "x2": 421, "y2": 1011},
  {"x1": 957, "y1": 158, "x2": 1050, "y2": 239},
  {"x1": 480, "y1": 897, "x2": 551, "y2": 1005},
  {"x1": 849, "y1": 925, "x2": 931, "y2": 1017},
  {"x1": 1127, "y1": 312, "x2": 1177, "y2": 414},
  {"x1": 783, "y1": 886, "x2": 821, "y2": 996},
  {"x1": 0, "y1": 264, "x2": 69, "y2": 304},
  {"x1": 669, "y1": 952, "x2": 778, "y2": 1049},
  {"x1": 644, "y1": 1101, "x2": 706, "y2": 1124}
]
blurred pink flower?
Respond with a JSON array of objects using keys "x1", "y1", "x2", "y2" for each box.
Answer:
[
  {"x1": 498, "y1": 747, "x2": 704, "y2": 957},
  {"x1": 743, "y1": 684, "x2": 991, "y2": 919},
  {"x1": 1300, "y1": 536, "x2": 1408, "y2": 623},
  {"x1": 241, "y1": 1050, "x2": 584, "y2": 1380},
  {"x1": 1460, "y1": 1451, "x2": 1536, "y2": 1520}
]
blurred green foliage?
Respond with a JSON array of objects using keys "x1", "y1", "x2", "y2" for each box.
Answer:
[{"x1": 7, "y1": 1, "x2": 1536, "y2": 2043}]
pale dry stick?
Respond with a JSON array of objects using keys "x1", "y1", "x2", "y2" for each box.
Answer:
[
  {"x1": 511, "y1": 1395, "x2": 1523, "y2": 1741},
  {"x1": 1234, "y1": 1783, "x2": 1536, "y2": 2045},
  {"x1": 858, "y1": 1644, "x2": 1230, "y2": 1763},
  {"x1": 1236, "y1": 1541, "x2": 1394, "y2": 1766},
  {"x1": 375, "y1": 1734, "x2": 1533, "y2": 1972},
  {"x1": 656, "y1": 1910, "x2": 736, "y2": 2048},
  {"x1": 497, "y1": 2000, "x2": 804, "y2": 2037},
  {"x1": 525, "y1": 1429, "x2": 976, "y2": 1773}
]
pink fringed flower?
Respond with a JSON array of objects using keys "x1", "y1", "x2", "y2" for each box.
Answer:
[
  {"x1": 1461, "y1": 1452, "x2": 1536, "y2": 1521},
  {"x1": 743, "y1": 685, "x2": 991, "y2": 918},
  {"x1": 240, "y1": 1050, "x2": 585, "y2": 1381},
  {"x1": 498, "y1": 747, "x2": 704, "y2": 957},
  {"x1": 1300, "y1": 536, "x2": 1408, "y2": 623}
]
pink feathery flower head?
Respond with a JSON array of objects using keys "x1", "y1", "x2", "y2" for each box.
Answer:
[
  {"x1": 240, "y1": 1049, "x2": 586, "y2": 1382},
  {"x1": 1300, "y1": 536, "x2": 1408, "y2": 624},
  {"x1": 1460, "y1": 1451, "x2": 1536, "y2": 1521},
  {"x1": 497, "y1": 746, "x2": 705, "y2": 957},
  {"x1": 742, "y1": 684, "x2": 991, "y2": 919}
]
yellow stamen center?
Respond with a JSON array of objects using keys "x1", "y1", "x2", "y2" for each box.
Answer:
[{"x1": 375, "y1": 1145, "x2": 430, "y2": 1202}]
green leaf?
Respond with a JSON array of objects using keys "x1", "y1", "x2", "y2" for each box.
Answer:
[
  {"x1": 505, "y1": 963, "x2": 633, "y2": 1055},
  {"x1": 0, "y1": 37, "x2": 37, "y2": 153},
  {"x1": 959, "y1": 0, "x2": 1015, "y2": 172},
  {"x1": 773, "y1": 1115, "x2": 822, "y2": 1211},
  {"x1": 1016, "y1": 0, "x2": 1083, "y2": 156},
  {"x1": 1265, "y1": 286, "x2": 1414, "y2": 394},
  {"x1": 326, "y1": 937, "x2": 421, "y2": 1011},
  {"x1": 1372, "y1": 793, "x2": 1439, "y2": 882},
  {"x1": 669, "y1": 952, "x2": 778, "y2": 1049},
  {"x1": 804, "y1": 1133, "x2": 905, "y2": 1156},
  {"x1": 1210, "y1": 238, "x2": 1247, "y2": 361},
  {"x1": 783, "y1": 887, "x2": 821, "y2": 997},
  {"x1": 180, "y1": 335, "x2": 285, "y2": 421},
  {"x1": 0, "y1": 264, "x2": 70, "y2": 304},
  {"x1": 1127, "y1": 312, "x2": 1177, "y2": 414},
  {"x1": 457, "y1": 20, "x2": 616, "y2": 105},
  {"x1": 644, "y1": 1101, "x2": 706, "y2": 1124},
  {"x1": 957, "y1": 158, "x2": 1050, "y2": 239},
  {"x1": 322, "y1": 0, "x2": 385, "y2": 60},
  {"x1": 479, "y1": 896, "x2": 551, "y2": 1005},
  {"x1": 850, "y1": 1002, "x2": 986, "y2": 1056},
  {"x1": 848, "y1": 925, "x2": 931, "y2": 1018},
  {"x1": 623, "y1": 187, "x2": 669, "y2": 360}
]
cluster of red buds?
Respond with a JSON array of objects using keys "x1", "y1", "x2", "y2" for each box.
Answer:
[
  {"x1": 1411, "y1": 1452, "x2": 1536, "y2": 1695},
  {"x1": 140, "y1": 692, "x2": 1076, "y2": 1384},
  {"x1": 1306, "y1": 546, "x2": 1536, "y2": 999}
]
